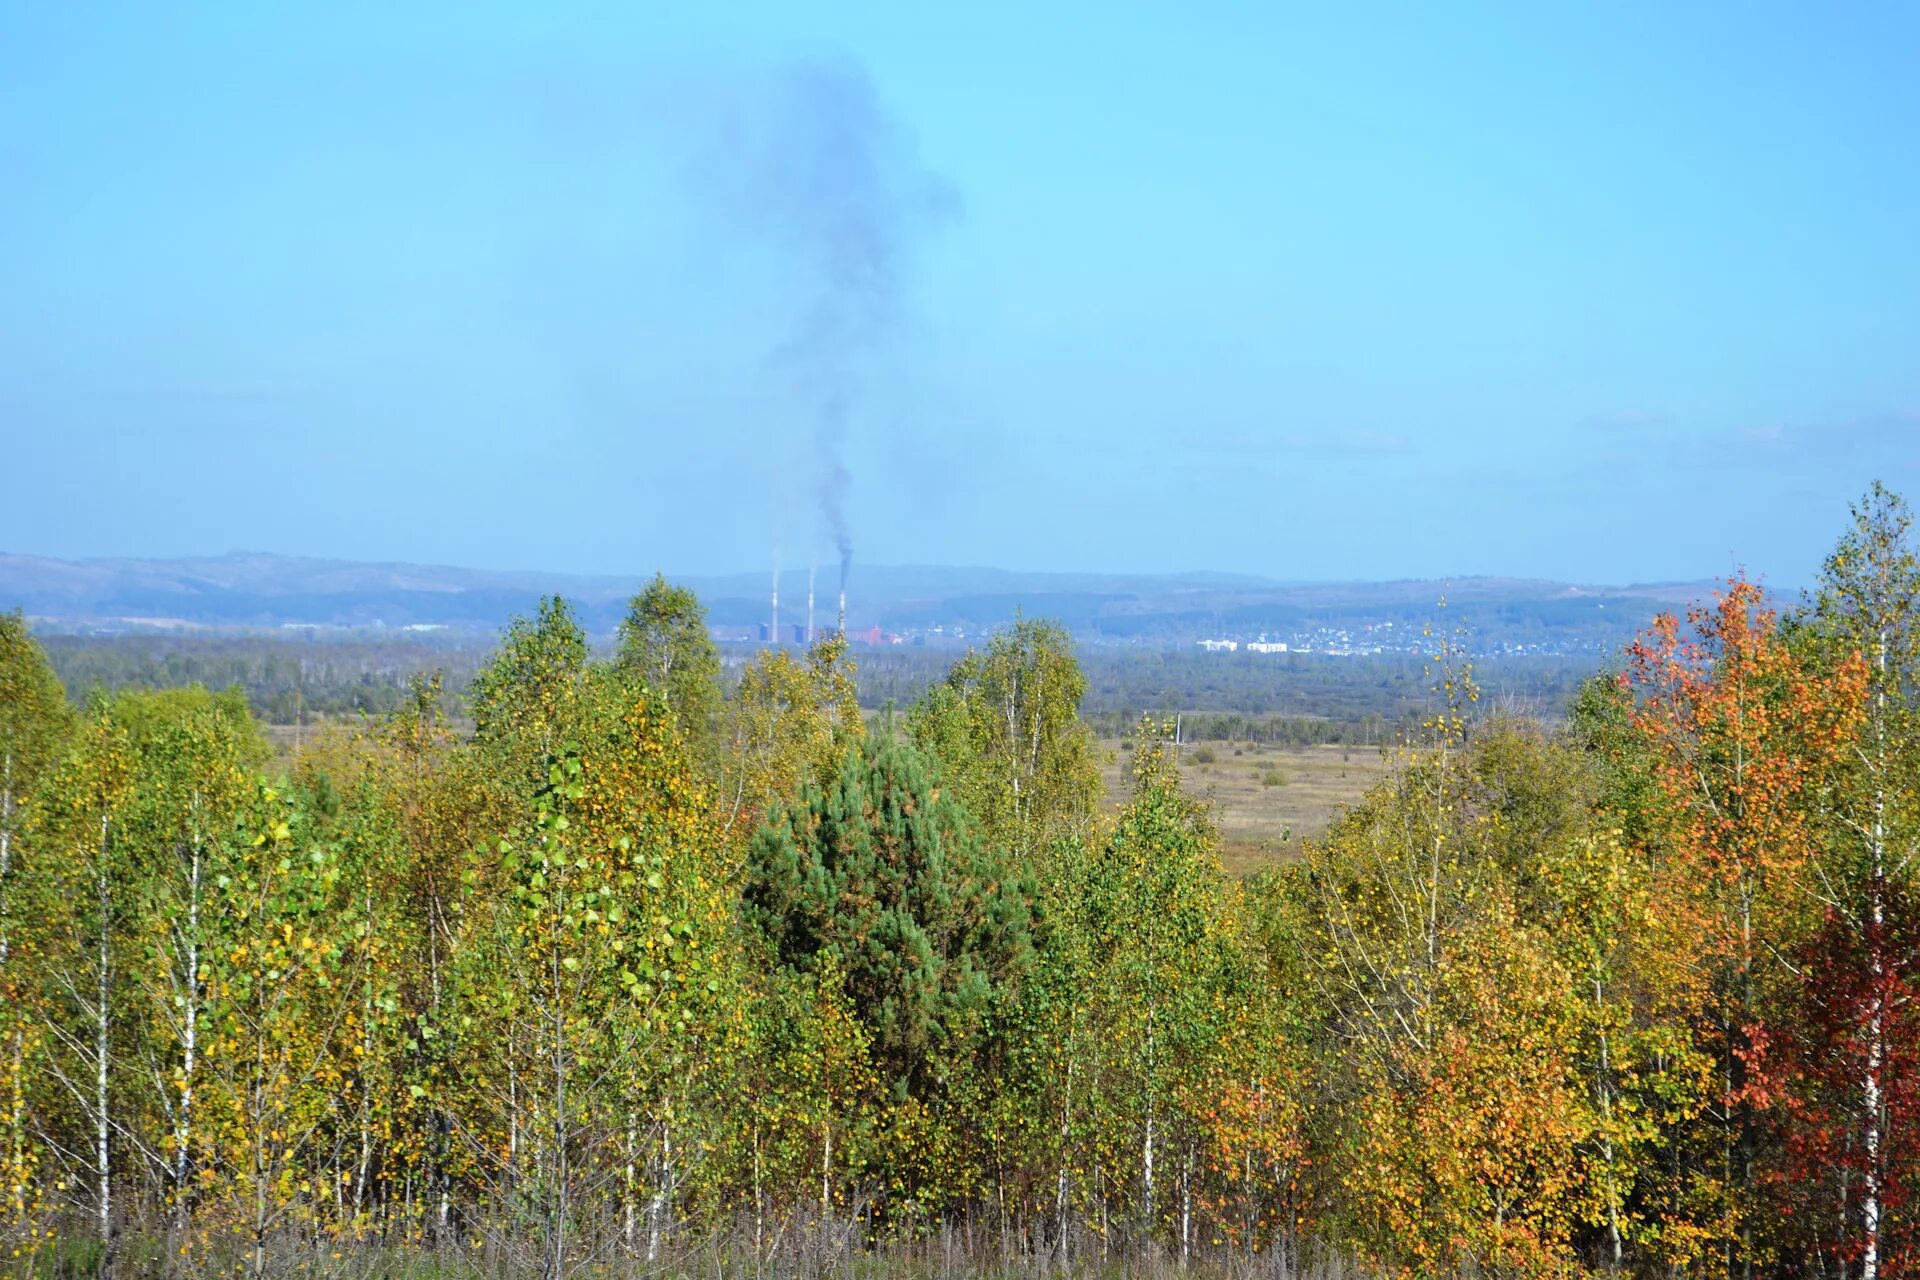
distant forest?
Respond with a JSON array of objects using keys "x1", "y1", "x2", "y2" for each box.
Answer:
[{"x1": 36, "y1": 631, "x2": 1606, "y2": 741}]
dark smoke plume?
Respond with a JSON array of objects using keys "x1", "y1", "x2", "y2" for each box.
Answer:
[{"x1": 690, "y1": 60, "x2": 956, "y2": 598}]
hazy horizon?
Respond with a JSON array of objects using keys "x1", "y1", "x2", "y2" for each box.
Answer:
[{"x1": 1, "y1": 544, "x2": 1740, "y2": 594}]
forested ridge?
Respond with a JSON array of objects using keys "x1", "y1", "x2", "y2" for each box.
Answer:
[{"x1": 0, "y1": 490, "x2": 1915, "y2": 1279}]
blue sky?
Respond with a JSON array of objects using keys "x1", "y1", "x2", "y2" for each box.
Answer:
[{"x1": 3, "y1": 2, "x2": 1918, "y2": 586}]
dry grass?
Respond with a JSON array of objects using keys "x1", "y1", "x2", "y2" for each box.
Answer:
[
  {"x1": 1099, "y1": 739, "x2": 1395, "y2": 875},
  {"x1": 261, "y1": 722, "x2": 311, "y2": 769},
  {"x1": 24, "y1": 1225, "x2": 1366, "y2": 1280}
]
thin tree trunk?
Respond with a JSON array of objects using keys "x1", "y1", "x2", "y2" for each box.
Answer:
[
  {"x1": 1141, "y1": 1107, "x2": 1155, "y2": 1242},
  {"x1": 7, "y1": 1027, "x2": 23, "y2": 1223},
  {"x1": 94, "y1": 815, "x2": 113, "y2": 1269},
  {"x1": 548, "y1": 937, "x2": 567, "y2": 1280},
  {"x1": 1864, "y1": 980, "x2": 1883, "y2": 1280},
  {"x1": 1, "y1": 756, "x2": 19, "y2": 1223},
  {"x1": 647, "y1": 1111, "x2": 672, "y2": 1263},
  {"x1": 624, "y1": 1119, "x2": 637, "y2": 1254},
  {"x1": 173, "y1": 826, "x2": 202, "y2": 1228},
  {"x1": 1178, "y1": 1144, "x2": 1192, "y2": 1268},
  {"x1": 1595, "y1": 977, "x2": 1623, "y2": 1272},
  {"x1": 821, "y1": 1122, "x2": 832, "y2": 1219},
  {"x1": 1056, "y1": 1048, "x2": 1073, "y2": 1266},
  {"x1": 1142, "y1": 987, "x2": 1156, "y2": 1244},
  {"x1": 1862, "y1": 624, "x2": 1889, "y2": 1280}
]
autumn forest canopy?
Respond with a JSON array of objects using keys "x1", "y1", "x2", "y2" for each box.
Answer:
[{"x1": 1, "y1": 485, "x2": 1918, "y2": 1278}]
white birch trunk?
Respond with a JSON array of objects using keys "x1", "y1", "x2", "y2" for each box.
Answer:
[{"x1": 94, "y1": 815, "x2": 112, "y2": 1262}]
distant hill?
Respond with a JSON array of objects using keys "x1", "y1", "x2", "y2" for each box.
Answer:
[{"x1": 0, "y1": 550, "x2": 1716, "y2": 651}]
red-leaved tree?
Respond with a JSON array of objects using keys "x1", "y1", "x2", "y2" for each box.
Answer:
[{"x1": 1751, "y1": 885, "x2": 1920, "y2": 1276}]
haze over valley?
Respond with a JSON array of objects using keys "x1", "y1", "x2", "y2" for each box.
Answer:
[{"x1": 3, "y1": 548, "x2": 1706, "y2": 653}]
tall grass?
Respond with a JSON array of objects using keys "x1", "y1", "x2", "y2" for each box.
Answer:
[{"x1": 8, "y1": 1215, "x2": 1372, "y2": 1280}]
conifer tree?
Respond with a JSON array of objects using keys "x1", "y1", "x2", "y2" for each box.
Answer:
[{"x1": 746, "y1": 736, "x2": 1032, "y2": 1208}]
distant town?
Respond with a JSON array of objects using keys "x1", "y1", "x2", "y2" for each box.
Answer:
[
  {"x1": 722, "y1": 614, "x2": 1631, "y2": 659},
  {"x1": 1184, "y1": 618, "x2": 1624, "y2": 658}
]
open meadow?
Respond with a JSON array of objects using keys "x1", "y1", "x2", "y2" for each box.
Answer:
[{"x1": 1099, "y1": 738, "x2": 1395, "y2": 873}]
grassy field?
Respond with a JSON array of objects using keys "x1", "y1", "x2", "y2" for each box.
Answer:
[{"x1": 1100, "y1": 738, "x2": 1395, "y2": 875}]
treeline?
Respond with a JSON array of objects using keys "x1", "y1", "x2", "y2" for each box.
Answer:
[
  {"x1": 1083, "y1": 709, "x2": 1398, "y2": 746},
  {"x1": 860, "y1": 645, "x2": 1603, "y2": 725},
  {"x1": 39, "y1": 632, "x2": 1598, "y2": 739},
  {"x1": 38, "y1": 634, "x2": 492, "y2": 725},
  {"x1": 1076, "y1": 647, "x2": 1599, "y2": 723},
  {"x1": 0, "y1": 490, "x2": 1916, "y2": 1278}
]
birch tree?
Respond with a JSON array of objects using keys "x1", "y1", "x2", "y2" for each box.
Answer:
[
  {"x1": 1763, "y1": 482, "x2": 1920, "y2": 1274},
  {"x1": 32, "y1": 707, "x2": 134, "y2": 1267},
  {"x1": 0, "y1": 614, "x2": 70, "y2": 1241}
]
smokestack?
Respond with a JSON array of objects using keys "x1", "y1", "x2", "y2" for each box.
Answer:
[
  {"x1": 838, "y1": 549, "x2": 850, "y2": 635},
  {"x1": 771, "y1": 561, "x2": 779, "y2": 647},
  {"x1": 691, "y1": 67, "x2": 952, "y2": 663},
  {"x1": 806, "y1": 565, "x2": 815, "y2": 645}
]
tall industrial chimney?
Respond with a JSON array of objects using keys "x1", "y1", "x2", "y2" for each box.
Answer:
[
  {"x1": 770, "y1": 564, "x2": 779, "y2": 647},
  {"x1": 837, "y1": 552, "x2": 850, "y2": 636},
  {"x1": 806, "y1": 566, "x2": 815, "y2": 646}
]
